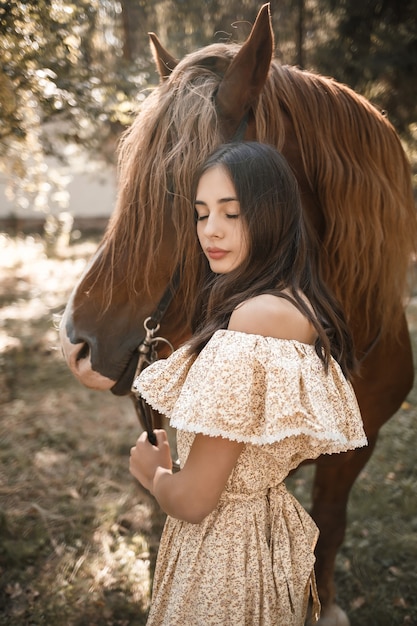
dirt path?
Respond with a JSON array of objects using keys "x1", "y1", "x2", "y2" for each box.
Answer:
[{"x1": 0, "y1": 234, "x2": 416, "y2": 625}]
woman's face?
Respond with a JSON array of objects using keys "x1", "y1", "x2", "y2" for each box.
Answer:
[{"x1": 194, "y1": 166, "x2": 249, "y2": 274}]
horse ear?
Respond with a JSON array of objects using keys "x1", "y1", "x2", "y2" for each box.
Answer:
[
  {"x1": 215, "y1": 3, "x2": 274, "y2": 136},
  {"x1": 149, "y1": 32, "x2": 178, "y2": 81}
]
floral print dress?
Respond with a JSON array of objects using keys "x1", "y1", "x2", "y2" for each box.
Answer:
[{"x1": 134, "y1": 330, "x2": 367, "y2": 626}]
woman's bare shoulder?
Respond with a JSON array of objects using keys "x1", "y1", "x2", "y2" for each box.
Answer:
[{"x1": 228, "y1": 293, "x2": 317, "y2": 343}]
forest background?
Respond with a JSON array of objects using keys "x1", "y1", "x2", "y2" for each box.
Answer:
[
  {"x1": 1, "y1": 0, "x2": 416, "y2": 226},
  {"x1": 1, "y1": 2, "x2": 417, "y2": 625}
]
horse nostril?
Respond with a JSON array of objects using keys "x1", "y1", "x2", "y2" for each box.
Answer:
[{"x1": 77, "y1": 342, "x2": 90, "y2": 362}]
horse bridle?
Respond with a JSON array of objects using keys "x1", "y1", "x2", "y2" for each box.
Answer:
[{"x1": 130, "y1": 267, "x2": 181, "y2": 444}]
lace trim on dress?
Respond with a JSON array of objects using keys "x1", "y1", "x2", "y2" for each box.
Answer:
[
  {"x1": 169, "y1": 416, "x2": 367, "y2": 451},
  {"x1": 135, "y1": 329, "x2": 368, "y2": 454}
]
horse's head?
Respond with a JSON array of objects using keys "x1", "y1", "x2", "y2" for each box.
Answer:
[{"x1": 60, "y1": 4, "x2": 274, "y2": 395}]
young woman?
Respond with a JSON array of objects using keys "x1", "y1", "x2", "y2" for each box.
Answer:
[{"x1": 129, "y1": 142, "x2": 367, "y2": 625}]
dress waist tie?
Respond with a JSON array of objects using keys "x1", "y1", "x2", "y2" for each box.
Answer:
[{"x1": 269, "y1": 483, "x2": 321, "y2": 625}]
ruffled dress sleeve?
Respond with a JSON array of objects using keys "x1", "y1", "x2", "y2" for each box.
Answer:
[{"x1": 133, "y1": 329, "x2": 367, "y2": 459}]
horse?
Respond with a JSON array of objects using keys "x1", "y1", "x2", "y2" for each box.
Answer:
[{"x1": 59, "y1": 5, "x2": 416, "y2": 624}]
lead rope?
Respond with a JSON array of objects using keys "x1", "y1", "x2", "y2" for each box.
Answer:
[{"x1": 131, "y1": 316, "x2": 174, "y2": 445}]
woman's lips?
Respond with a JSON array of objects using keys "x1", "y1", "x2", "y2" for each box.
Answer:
[{"x1": 207, "y1": 247, "x2": 228, "y2": 260}]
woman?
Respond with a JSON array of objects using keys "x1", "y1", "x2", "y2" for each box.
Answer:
[{"x1": 130, "y1": 142, "x2": 367, "y2": 625}]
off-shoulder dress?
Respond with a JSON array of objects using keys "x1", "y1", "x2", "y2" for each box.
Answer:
[{"x1": 134, "y1": 329, "x2": 367, "y2": 626}]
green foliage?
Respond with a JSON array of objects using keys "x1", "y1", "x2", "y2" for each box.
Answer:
[
  {"x1": 312, "y1": 0, "x2": 417, "y2": 134},
  {"x1": 0, "y1": 0, "x2": 148, "y2": 147},
  {"x1": 0, "y1": 0, "x2": 151, "y2": 221}
]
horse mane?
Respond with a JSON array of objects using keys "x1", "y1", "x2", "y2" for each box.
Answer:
[
  {"x1": 94, "y1": 41, "x2": 416, "y2": 340},
  {"x1": 257, "y1": 63, "x2": 416, "y2": 337},
  {"x1": 94, "y1": 44, "x2": 240, "y2": 317}
]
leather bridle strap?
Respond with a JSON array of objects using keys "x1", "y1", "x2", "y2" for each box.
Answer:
[
  {"x1": 231, "y1": 110, "x2": 250, "y2": 142},
  {"x1": 146, "y1": 266, "x2": 181, "y2": 328},
  {"x1": 131, "y1": 267, "x2": 181, "y2": 444}
]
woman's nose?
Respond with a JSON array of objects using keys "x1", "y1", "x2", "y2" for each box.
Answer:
[{"x1": 204, "y1": 214, "x2": 222, "y2": 238}]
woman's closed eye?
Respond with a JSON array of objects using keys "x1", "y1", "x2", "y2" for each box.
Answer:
[{"x1": 195, "y1": 211, "x2": 240, "y2": 221}]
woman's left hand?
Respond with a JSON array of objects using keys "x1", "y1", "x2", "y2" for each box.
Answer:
[{"x1": 129, "y1": 429, "x2": 173, "y2": 493}]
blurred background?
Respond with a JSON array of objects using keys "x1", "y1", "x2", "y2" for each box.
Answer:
[
  {"x1": 1, "y1": 0, "x2": 416, "y2": 239},
  {"x1": 1, "y1": 2, "x2": 416, "y2": 625}
]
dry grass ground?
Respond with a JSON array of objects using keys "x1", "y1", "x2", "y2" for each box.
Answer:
[{"x1": 0, "y1": 233, "x2": 416, "y2": 625}]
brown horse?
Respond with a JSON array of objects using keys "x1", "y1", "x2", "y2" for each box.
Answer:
[{"x1": 60, "y1": 5, "x2": 416, "y2": 624}]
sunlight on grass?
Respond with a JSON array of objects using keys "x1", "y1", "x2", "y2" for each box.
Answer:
[
  {"x1": 0, "y1": 233, "x2": 45, "y2": 269},
  {"x1": 0, "y1": 233, "x2": 96, "y2": 349},
  {"x1": 0, "y1": 228, "x2": 158, "y2": 623},
  {"x1": 87, "y1": 528, "x2": 151, "y2": 606}
]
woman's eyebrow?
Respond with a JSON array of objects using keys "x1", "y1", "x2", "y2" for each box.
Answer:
[{"x1": 194, "y1": 197, "x2": 238, "y2": 205}]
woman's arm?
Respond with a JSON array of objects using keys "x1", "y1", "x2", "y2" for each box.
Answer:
[{"x1": 130, "y1": 430, "x2": 243, "y2": 524}]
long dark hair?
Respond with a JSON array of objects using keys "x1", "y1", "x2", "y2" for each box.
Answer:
[{"x1": 188, "y1": 142, "x2": 357, "y2": 379}]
